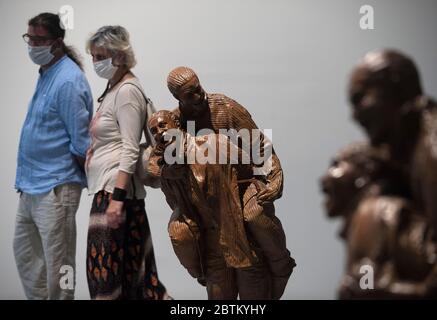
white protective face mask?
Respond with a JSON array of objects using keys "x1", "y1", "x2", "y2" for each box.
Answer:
[
  {"x1": 93, "y1": 57, "x2": 118, "y2": 79},
  {"x1": 28, "y1": 45, "x2": 55, "y2": 66}
]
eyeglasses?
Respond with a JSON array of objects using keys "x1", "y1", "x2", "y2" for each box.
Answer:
[{"x1": 22, "y1": 33, "x2": 55, "y2": 45}]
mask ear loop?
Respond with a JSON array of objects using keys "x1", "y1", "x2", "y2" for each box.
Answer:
[
  {"x1": 52, "y1": 38, "x2": 62, "y2": 54},
  {"x1": 97, "y1": 81, "x2": 111, "y2": 103}
]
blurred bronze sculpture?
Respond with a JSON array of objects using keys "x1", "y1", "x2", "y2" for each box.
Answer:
[
  {"x1": 348, "y1": 49, "x2": 437, "y2": 244},
  {"x1": 321, "y1": 49, "x2": 437, "y2": 299},
  {"x1": 321, "y1": 142, "x2": 437, "y2": 299}
]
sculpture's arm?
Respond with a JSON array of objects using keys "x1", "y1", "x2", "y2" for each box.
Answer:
[
  {"x1": 161, "y1": 179, "x2": 178, "y2": 211},
  {"x1": 256, "y1": 152, "x2": 284, "y2": 205},
  {"x1": 227, "y1": 98, "x2": 283, "y2": 204}
]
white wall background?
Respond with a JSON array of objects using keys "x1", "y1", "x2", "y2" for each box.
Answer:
[{"x1": 1, "y1": 0, "x2": 436, "y2": 299}]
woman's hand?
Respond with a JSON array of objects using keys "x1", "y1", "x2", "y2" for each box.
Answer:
[{"x1": 106, "y1": 199, "x2": 125, "y2": 229}]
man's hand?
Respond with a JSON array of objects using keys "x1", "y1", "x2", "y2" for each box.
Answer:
[{"x1": 106, "y1": 199, "x2": 125, "y2": 229}]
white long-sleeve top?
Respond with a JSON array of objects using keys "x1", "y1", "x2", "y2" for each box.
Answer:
[{"x1": 86, "y1": 77, "x2": 154, "y2": 199}]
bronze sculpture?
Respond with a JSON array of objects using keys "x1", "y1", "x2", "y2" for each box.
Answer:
[
  {"x1": 348, "y1": 50, "x2": 437, "y2": 295},
  {"x1": 147, "y1": 100, "x2": 294, "y2": 299},
  {"x1": 166, "y1": 67, "x2": 295, "y2": 299},
  {"x1": 321, "y1": 49, "x2": 437, "y2": 299},
  {"x1": 147, "y1": 110, "x2": 267, "y2": 299},
  {"x1": 348, "y1": 49, "x2": 437, "y2": 245},
  {"x1": 321, "y1": 142, "x2": 437, "y2": 299}
]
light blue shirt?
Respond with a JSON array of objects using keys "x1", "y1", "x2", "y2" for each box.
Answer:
[{"x1": 15, "y1": 55, "x2": 93, "y2": 194}]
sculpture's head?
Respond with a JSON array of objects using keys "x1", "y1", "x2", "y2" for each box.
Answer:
[
  {"x1": 148, "y1": 110, "x2": 181, "y2": 147},
  {"x1": 348, "y1": 49, "x2": 422, "y2": 146},
  {"x1": 167, "y1": 66, "x2": 208, "y2": 117},
  {"x1": 320, "y1": 142, "x2": 384, "y2": 218}
]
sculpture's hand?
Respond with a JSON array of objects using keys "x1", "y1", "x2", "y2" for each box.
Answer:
[
  {"x1": 255, "y1": 153, "x2": 283, "y2": 205},
  {"x1": 255, "y1": 180, "x2": 281, "y2": 205},
  {"x1": 146, "y1": 153, "x2": 163, "y2": 177},
  {"x1": 256, "y1": 184, "x2": 276, "y2": 205}
]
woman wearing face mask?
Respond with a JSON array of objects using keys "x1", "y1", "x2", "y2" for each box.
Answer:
[{"x1": 85, "y1": 25, "x2": 169, "y2": 300}]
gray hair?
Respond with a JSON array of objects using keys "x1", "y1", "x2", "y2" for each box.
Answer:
[{"x1": 86, "y1": 25, "x2": 136, "y2": 69}]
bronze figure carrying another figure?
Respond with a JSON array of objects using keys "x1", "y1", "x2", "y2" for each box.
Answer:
[
  {"x1": 147, "y1": 106, "x2": 295, "y2": 299},
  {"x1": 165, "y1": 67, "x2": 296, "y2": 299}
]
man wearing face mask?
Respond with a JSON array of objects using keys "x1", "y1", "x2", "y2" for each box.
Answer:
[{"x1": 14, "y1": 13, "x2": 93, "y2": 300}]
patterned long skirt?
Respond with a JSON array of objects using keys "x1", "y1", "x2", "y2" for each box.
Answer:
[{"x1": 86, "y1": 190, "x2": 169, "y2": 300}]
